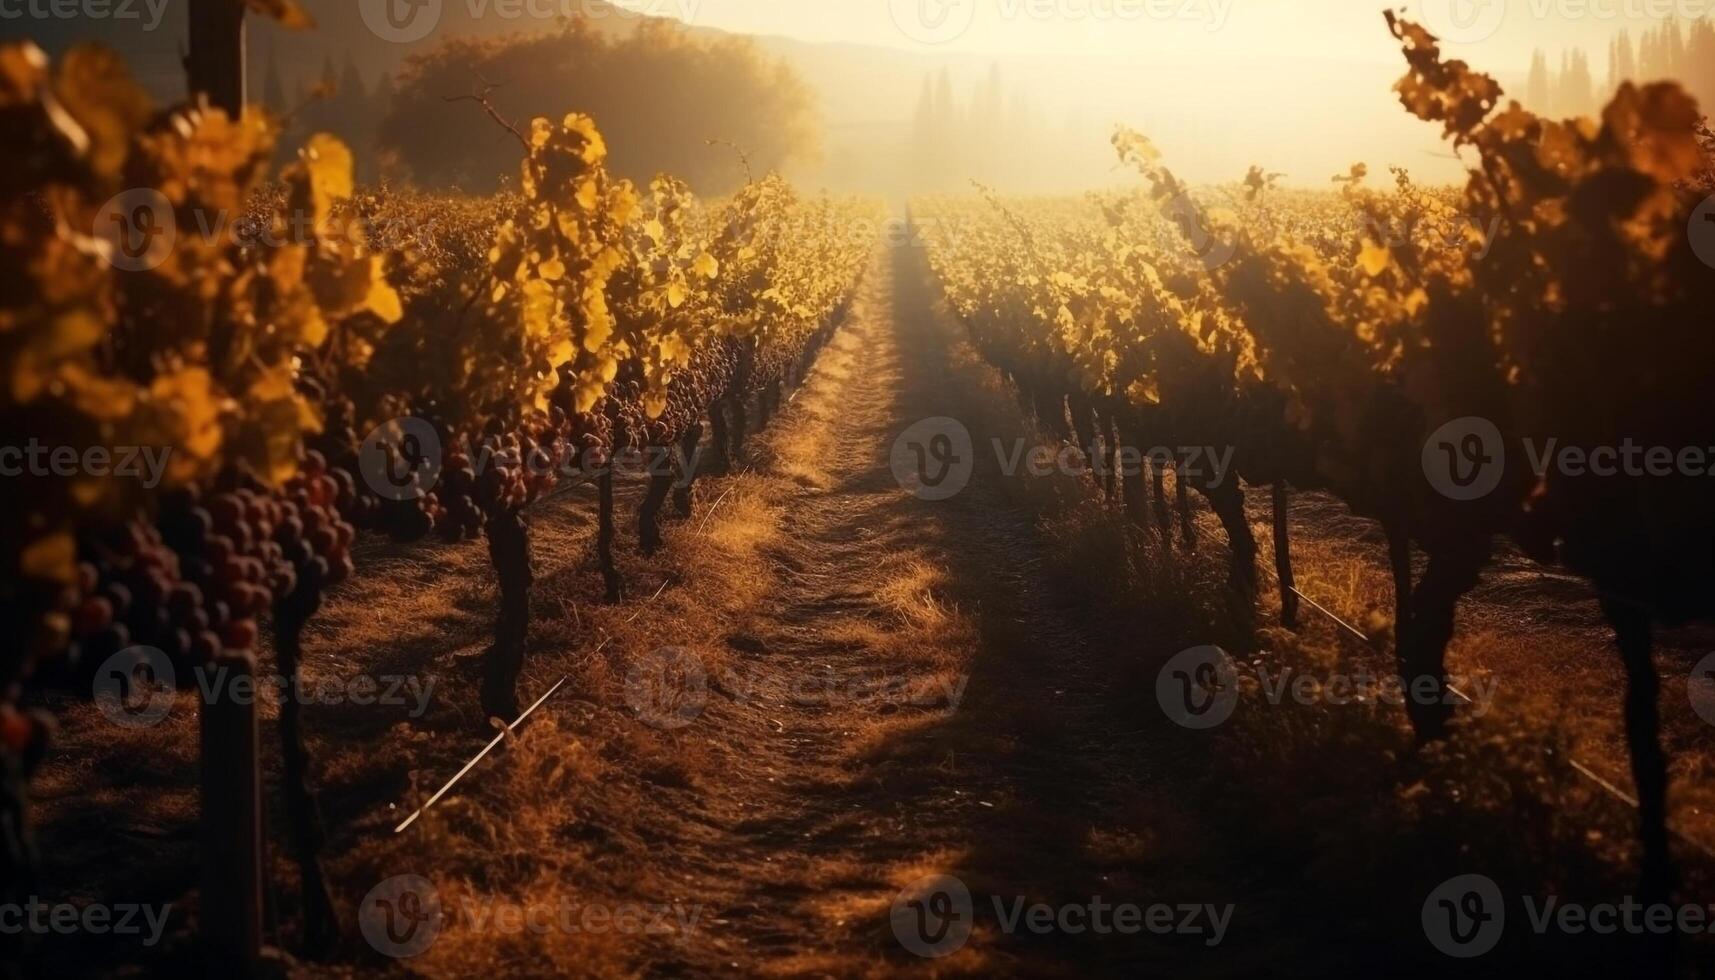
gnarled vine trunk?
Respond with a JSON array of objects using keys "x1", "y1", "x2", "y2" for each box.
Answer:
[
  {"x1": 1176, "y1": 462, "x2": 1197, "y2": 552},
  {"x1": 597, "y1": 468, "x2": 623, "y2": 603},
  {"x1": 271, "y1": 580, "x2": 338, "y2": 956},
  {"x1": 1385, "y1": 522, "x2": 1413, "y2": 641},
  {"x1": 1395, "y1": 535, "x2": 1488, "y2": 742},
  {"x1": 1602, "y1": 598, "x2": 1675, "y2": 915},
  {"x1": 1203, "y1": 477, "x2": 1257, "y2": 603},
  {"x1": 672, "y1": 421, "x2": 706, "y2": 518},
  {"x1": 707, "y1": 403, "x2": 733, "y2": 476},
  {"x1": 1101, "y1": 411, "x2": 1120, "y2": 500},
  {"x1": 1273, "y1": 481, "x2": 1299, "y2": 629},
  {"x1": 481, "y1": 505, "x2": 533, "y2": 721},
  {"x1": 1152, "y1": 462, "x2": 1171, "y2": 545},
  {"x1": 639, "y1": 445, "x2": 675, "y2": 557}
]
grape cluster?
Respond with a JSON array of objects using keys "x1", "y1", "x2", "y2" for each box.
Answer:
[
  {"x1": 0, "y1": 702, "x2": 51, "y2": 776},
  {"x1": 280, "y1": 452, "x2": 359, "y2": 592},
  {"x1": 645, "y1": 341, "x2": 738, "y2": 448},
  {"x1": 555, "y1": 365, "x2": 617, "y2": 464},
  {"x1": 64, "y1": 519, "x2": 197, "y2": 680},
  {"x1": 311, "y1": 405, "x2": 580, "y2": 548},
  {"x1": 51, "y1": 454, "x2": 359, "y2": 693}
]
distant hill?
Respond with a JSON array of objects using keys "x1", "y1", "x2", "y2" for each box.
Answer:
[
  {"x1": 0, "y1": 0, "x2": 976, "y2": 193},
  {"x1": 5, "y1": 3, "x2": 1454, "y2": 195},
  {"x1": 1, "y1": 0, "x2": 646, "y2": 102}
]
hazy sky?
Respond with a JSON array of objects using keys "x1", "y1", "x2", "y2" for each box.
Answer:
[
  {"x1": 602, "y1": 0, "x2": 1715, "y2": 190},
  {"x1": 12, "y1": 0, "x2": 1690, "y2": 191},
  {"x1": 630, "y1": 0, "x2": 1701, "y2": 69}
]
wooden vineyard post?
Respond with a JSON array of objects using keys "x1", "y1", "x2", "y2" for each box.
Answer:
[
  {"x1": 200, "y1": 651, "x2": 263, "y2": 976},
  {"x1": 186, "y1": 0, "x2": 247, "y2": 115},
  {"x1": 1273, "y1": 481, "x2": 1300, "y2": 629},
  {"x1": 187, "y1": 3, "x2": 258, "y2": 970},
  {"x1": 638, "y1": 445, "x2": 676, "y2": 557},
  {"x1": 274, "y1": 583, "x2": 340, "y2": 955}
]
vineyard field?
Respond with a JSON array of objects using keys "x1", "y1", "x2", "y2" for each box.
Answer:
[{"x1": 5, "y1": 2, "x2": 1715, "y2": 977}]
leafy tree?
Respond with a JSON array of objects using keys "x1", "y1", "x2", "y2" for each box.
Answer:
[{"x1": 381, "y1": 19, "x2": 817, "y2": 194}]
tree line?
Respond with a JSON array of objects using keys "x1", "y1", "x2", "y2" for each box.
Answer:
[{"x1": 1525, "y1": 18, "x2": 1715, "y2": 119}]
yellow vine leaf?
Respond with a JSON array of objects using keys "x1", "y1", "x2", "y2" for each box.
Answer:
[
  {"x1": 1358, "y1": 241, "x2": 1391, "y2": 277},
  {"x1": 301, "y1": 133, "x2": 354, "y2": 228},
  {"x1": 362, "y1": 257, "x2": 403, "y2": 324},
  {"x1": 20, "y1": 532, "x2": 75, "y2": 584}
]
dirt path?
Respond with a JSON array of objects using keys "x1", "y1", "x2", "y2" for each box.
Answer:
[
  {"x1": 611, "y1": 244, "x2": 1226, "y2": 975},
  {"x1": 332, "y1": 242, "x2": 1274, "y2": 978}
]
